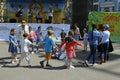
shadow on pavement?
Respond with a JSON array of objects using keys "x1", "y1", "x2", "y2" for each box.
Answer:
[
  {"x1": 2, "y1": 65, "x2": 42, "y2": 68},
  {"x1": 0, "y1": 57, "x2": 11, "y2": 60},
  {"x1": 0, "y1": 57, "x2": 11, "y2": 65},
  {"x1": 43, "y1": 66, "x2": 66, "y2": 70}
]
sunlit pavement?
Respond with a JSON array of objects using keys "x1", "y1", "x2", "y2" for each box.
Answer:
[{"x1": 0, "y1": 41, "x2": 120, "y2": 80}]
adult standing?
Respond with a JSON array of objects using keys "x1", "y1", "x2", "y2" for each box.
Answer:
[
  {"x1": 16, "y1": 20, "x2": 29, "y2": 53},
  {"x1": 48, "y1": 8, "x2": 53, "y2": 23},
  {"x1": 99, "y1": 24, "x2": 110, "y2": 64},
  {"x1": 28, "y1": 8, "x2": 34, "y2": 23},
  {"x1": 85, "y1": 24, "x2": 100, "y2": 66},
  {"x1": 73, "y1": 24, "x2": 82, "y2": 49},
  {"x1": 36, "y1": 12, "x2": 43, "y2": 23},
  {"x1": 74, "y1": 24, "x2": 81, "y2": 41},
  {"x1": 16, "y1": 7, "x2": 24, "y2": 22},
  {"x1": 97, "y1": 24, "x2": 104, "y2": 57}
]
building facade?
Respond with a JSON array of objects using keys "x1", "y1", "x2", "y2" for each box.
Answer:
[{"x1": 93, "y1": 0, "x2": 120, "y2": 12}]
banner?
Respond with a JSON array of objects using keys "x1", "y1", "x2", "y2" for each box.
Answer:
[
  {"x1": 88, "y1": 11, "x2": 120, "y2": 42},
  {"x1": 0, "y1": 23, "x2": 70, "y2": 41}
]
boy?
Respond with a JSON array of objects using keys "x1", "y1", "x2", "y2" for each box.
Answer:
[
  {"x1": 17, "y1": 33, "x2": 38, "y2": 67},
  {"x1": 40, "y1": 30, "x2": 56, "y2": 68}
]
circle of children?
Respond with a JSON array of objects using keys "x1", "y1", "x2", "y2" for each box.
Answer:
[{"x1": 8, "y1": 20, "x2": 112, "y2": 69}]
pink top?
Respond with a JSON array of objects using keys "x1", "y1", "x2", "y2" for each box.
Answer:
[{"x1": 28, "y1": 31, "x2": 37, "y2": 40}]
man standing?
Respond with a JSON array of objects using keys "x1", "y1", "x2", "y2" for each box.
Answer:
[{"x1": 16, "y1": 20, "x2": 29, "y2": 53}]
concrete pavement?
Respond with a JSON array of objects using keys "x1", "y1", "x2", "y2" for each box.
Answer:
[{"x1": 0, "y1": 41, "x2": 120, "y2": 80}]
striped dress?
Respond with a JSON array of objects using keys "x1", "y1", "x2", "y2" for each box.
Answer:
[{"x1": 8, "y1": 34, "x2": 18, "y2": 53}]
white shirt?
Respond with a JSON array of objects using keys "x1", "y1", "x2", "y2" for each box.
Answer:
[
  {"x1": 21, "y1": 39, "x2": 32, "y2": 53},
  {"x1": 75, "y1": 27, "x2": 80, "y2": 35},
  {"x1": 48, "y1": 12, "x2": 53, "y2": 17},
  {"x1": 101, "y1": 30, "x2": 110, "y2": 43},
  {"x1": 16, "y1": 24, "x2": 29, "y2": 41}
]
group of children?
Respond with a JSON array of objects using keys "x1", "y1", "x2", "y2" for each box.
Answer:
[
  {"x1": 8, "y1": 23, "x2": 111, "y2": 69},
  {"x1": 8, "y1": 26, "x2": 84, "y2": 69}
]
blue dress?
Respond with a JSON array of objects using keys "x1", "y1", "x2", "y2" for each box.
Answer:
[{"x1": 8, "y1": 34, "x2": 18, "y2": 53}]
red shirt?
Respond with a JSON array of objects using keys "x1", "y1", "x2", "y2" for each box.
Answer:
[{"x1": 59, "y1": 38, "x2": 83, "y2": 51}]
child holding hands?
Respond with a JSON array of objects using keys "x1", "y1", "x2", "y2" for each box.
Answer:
[
  {"x1": 17, "y1": 33, "x2": 38, "y2": 67},
  {"x1": 8, "y1": 28, "x2": 18, "y2": 63},
  {"x1": 40, "y1": 30, "x2": 56, "y2": 68},
  {"x1": 59, "y1": 30, "x2": 83, "y2": 69}
]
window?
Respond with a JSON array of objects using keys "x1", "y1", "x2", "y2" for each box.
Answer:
[{"x1": 104, "y1": 7, "x2": 110, "y2": 12}]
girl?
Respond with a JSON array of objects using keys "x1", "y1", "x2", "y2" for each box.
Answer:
[
  {"x1": 28, "y1": 26, "x2": 37, "y2": 54},
  {"x1": 82, "y1": 28, "x2": 88, "y2": 52},
  {"x1": 8, "y1": 28, "x2": 18, "y2": 63},
  {"x1": 35, "y1": 26, "x2": 44, "y2": 51},
  {"x1": 59, "y1": 30, "x2": 83, "y2": 69}
]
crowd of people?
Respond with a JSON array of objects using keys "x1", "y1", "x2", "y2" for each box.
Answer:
[
  {"x1": 8, "y1": 19, "x2": 113, "y2": 69},
  {"x1": 2, "y1": 7, "x2": 53, "y2": 23}
]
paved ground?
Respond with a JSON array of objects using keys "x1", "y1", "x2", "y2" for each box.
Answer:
[{"x1": 0, "y1": 41, "x2": 120, "y2": 80}]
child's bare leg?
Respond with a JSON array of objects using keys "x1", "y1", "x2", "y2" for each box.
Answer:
[
  {"x1": 25, "y1": 54, "x2": 31, "y2": 66},
  {"x1": 11, "y1": 53, "x2": 15, "y2": 63},
  {"x1": 64, "y1": 57, "x2": 69, "y2": 67},
  {"x1": 16, "y1": 60, "x2": 21, "y2": 66},
  {"x1": 67, "y1": 58, "x2": 74, "y2": 69},
  {"x1": 14, "y1": 54, "x2": 18, "y2": 62}
]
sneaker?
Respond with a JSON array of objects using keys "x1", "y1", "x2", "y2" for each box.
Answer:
[
  {"x1": 11, "y1": 60, "x2": 15, "y2": 64},
  {"x1": 70, "y1": 65, "x2": 75, "y2": 69},
  {"x1": 14, "y1": 58, "x2": 18, "y2": 62},
  {"x1": 92, "y1": 63, "x2": 98, "y2": 66},
  {"x1": 84, "y1": 60, "x2": 89, "y2": 65},
  {"x1": 40, "y1": 61, "x2": 44, "y2": 68},
  {"x1": 67, "y1": 65, "x2": 75, "y2": 69},
  {"x1": 46, "y1": 64, "x2": 52, "y2": 67},
  {"x1": 99, "y1": 60, "x2": 106, "y2": 64},
  {"x1": 31, "y1": 51, "x2": 34, "y2": 54}
]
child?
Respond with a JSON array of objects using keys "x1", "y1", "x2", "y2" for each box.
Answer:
[
  {"x1": 35, "y1": 26, "x2": 44, "y2": 51},
  {"x1": 73, "y1": 24, "x2": 82, "y2": 49},
  {"x1": 28, "y1": 26, "x2": 37, "y2": 54},
  {"x1": 82, "y1": 28, "x2": 88, "y2": 52},
  {"x1": 55, "y1": 44, "x2": 66, "y2": 60},
  {"x1": 45, "y1": 29, "x2": 58, "y2": 56},
  {"x1": 17, "y1": 33, "x2": 38, "y2": 67},
  {"x1": 60, "y1": 29, "x2": 66, "y2": 41},
  {"x1": 59, "y1": 30, "x2": 83, "y2": 69},
  {"x1": 40, "y1": 30, "x2": 56, "y2": 68},
  {"x1": 8, "y1": 28, "x2": 18, "y2": 64}
]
